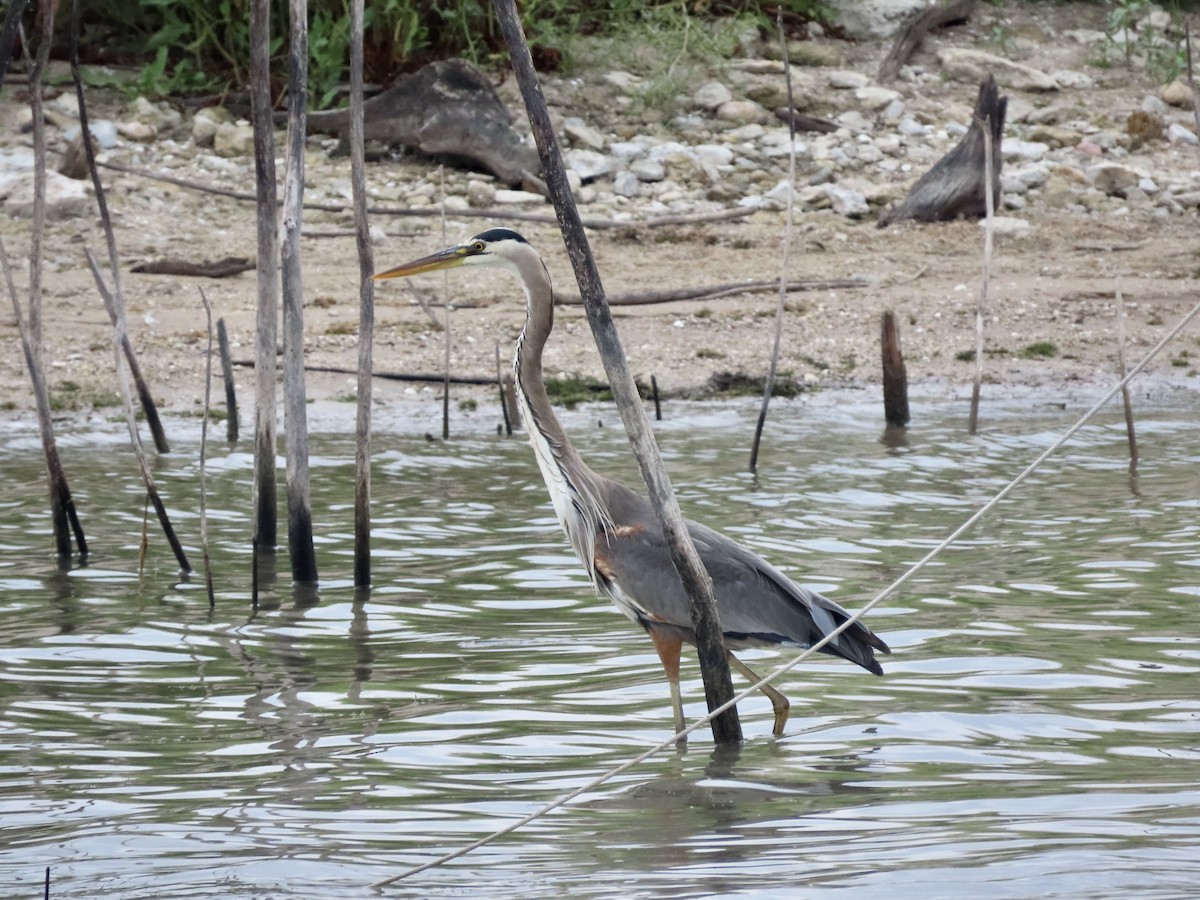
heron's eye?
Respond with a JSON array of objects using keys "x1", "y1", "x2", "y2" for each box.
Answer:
[{"x1": 471, "y1": 241, "x2": 485, "y2": 253}]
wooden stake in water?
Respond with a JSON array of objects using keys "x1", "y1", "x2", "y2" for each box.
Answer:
[
  {"x1": 199, "y1": 288, "x2": 216, "y2": 607},
  {"x1": 1116, "y1": 282, "x2": 1139, "y2": 475},
  {"x1": 881, "y1": 310, "x2": 910, "y2": 427},
  {"x1": 651, "y1": 374, "x2": 662, "y2": 421},
  {"x1": 494, "y1": 0, "x2": 741, "y2": 745},
  {"x1": 216, "y1": 318, "x2": 239, "y2": 442},
  {"x1": 249, "y1": 0, "x2": 280, "y2": 552},
  {"x1": 496, "y1": 343, "x2": 512, "y2": 436},
  {"x1": 1, "y1": 236, "x2": 86, "y2": 557},
  {"x1": 280, "y1": 0, "x2": 318, "y2": 585},
  {"x1": 968, "y1": 115, "x2": 995, "y2": 435},
  {"x1": 349, "y1": 0, "x2": 376, "y2": 589}
]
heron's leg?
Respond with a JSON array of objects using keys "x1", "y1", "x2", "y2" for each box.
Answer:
[
  {"x1": 728, "y1": 652, "x2": 790, "y2": 737},
  {"x1": 647, "y1": 628, "x2": 687, "y2": 743}
]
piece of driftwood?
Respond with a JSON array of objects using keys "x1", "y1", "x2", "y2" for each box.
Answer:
[
  {"x1": 301, "y1": 58, "x2": 544, "y2": 193},
  {"x1": 131, "y1": 256, "x2": 256, "y2": 278},
  {"x1": 558, "y1": 277, "x2": 867, "y2": 307},
  {"x1": 877, "y1": 0, "x2": 977, "y2": 83},
  {"x1": 773, "y1": 108, "x2": 838, "y2": 133},
  {"x1": 878, "y1": 75, "x2": 1005, "y2": 228}
]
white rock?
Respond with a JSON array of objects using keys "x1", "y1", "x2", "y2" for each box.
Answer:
[
  {"x1": 1002, "y1": 138, "x2": 1050, "y2": 161},
  {"x1": 466, "y1": 180, "x2": 496, "y2": 207},
  {"x1": 828, "y1": 70, "x2": 869, "y2": 90},
  {"x1": 694, "y1": 81, "x2": 733, "y2": 110},
  {"x1": 563, "y1": 118, "x2": 606, "y2": 150},
  {"x1": 1007, "y1": 164, "x2": 1050, "y2": 188},
  {"x1": 564, "y1": 148, "x2": 611, "y2": 181},
  {"x1": 725, "y1": 123, "x2": 766, "y2": 141},
  {"x1": 938, "y1": 48, "x2": 1059, "y2": 91},
  {"x1": 213, "y1": 120, "x2": 254, "y2": 156},
  {"x1": 116, "y1": 120, "x2": 157, "y2": 142},
  {"x1": 192, "y1": 107, "x2": 233, "y2": 147},
  {"x1": 898, "y1": 116, "x2": 929, "y2": 137},
  {"x1": 881, "y1": 99, "x2": 906, "y2": 122},
  {"x1": 0, "y1": 167, "x2": 90, "y2": 219},
  {"x1": 493, "y1": 189, "x2": 544, "y2": 205},
  {"x1": 715, "y1": 99, "x2": 767, "y2": 124},
  {"x1": 65, "y1": 120, "x2": 119, "y2": 149},
  {"x1": 836, "y1": 110, "x2": 872, "y2": 132},
  {"x1": 823, "y1": 183, "x2": 869, "y2": 217},
  {"x1": 612, "y1": 171, "x2": 640, "y2": 198},
  {"x1": 1167, "y1": 122, "x2": 1198, "y2": 144},
  {"x1": 630, "y1": 158, "x2": 665, "y2": 182},
  {"x1": 825, "y1": 0, "x2": 927, "y2": 39},
  {"x1": 1049, "y1": 69, "x2": 1094, "y2": 90},
  {"x1": 1142, "y1": 95, "x2": 1169, "y2": 115},
  {"x1": 368, "y1": 225, "x2": 388, "y2": 245},
  {"x1": 609, "y1": 141, "x2": 647, "y2": 161},
  {"x1": 129, "y1": 96, "x2": 182, "y2": 131},
  {"x1": 855, "y1": 86, "x2": 901, "y2": 110},
  {"x1": 983, "y1": 216, "x2": 1031, "y2": 237},
  {"x1": 603, "y1": 71, "x2": 641, "y2": 93},
  {"x1": 694, "y1": 144, "x2": 734, "y2": 167}
]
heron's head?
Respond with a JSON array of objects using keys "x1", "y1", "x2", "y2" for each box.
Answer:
[{"x1": 373, "y1": 228, "x2": 531, "y2": 281}]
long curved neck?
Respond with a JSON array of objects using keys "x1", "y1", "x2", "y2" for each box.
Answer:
[
  {"x1": 513, "y1": 259, "x2": 576, "y2": 466},
  {"x1": 509, "y1": 251, "x2": 611, "y2": 574}
]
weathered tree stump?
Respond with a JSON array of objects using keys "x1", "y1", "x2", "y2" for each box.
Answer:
[
  {"x1": 302, "y1": 58, "x2": 544, "y2": 193},
  {"x1": 877, "y1": 0, "x2": 978, "y2": 83},
  {"x1": 878, "y1": 75, "x2": 1005, "y2": 228}
]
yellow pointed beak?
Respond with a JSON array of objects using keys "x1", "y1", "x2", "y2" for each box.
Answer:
[{"x1": 373, "y1": 244, "x2": 469, "y2": 280}]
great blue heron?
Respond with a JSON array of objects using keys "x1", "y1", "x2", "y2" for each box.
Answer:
[{"x1": 374, "y1": 228, "x2": 889, "y2": 737}]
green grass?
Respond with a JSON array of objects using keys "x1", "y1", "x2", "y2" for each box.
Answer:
[{"x1": 1020, "y1": 341, "x2": 1058, "y2": 359}]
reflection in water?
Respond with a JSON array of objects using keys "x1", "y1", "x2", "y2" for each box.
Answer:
[{"x1": 1, "y1": 401, "x2": 1199, "y2": 897}]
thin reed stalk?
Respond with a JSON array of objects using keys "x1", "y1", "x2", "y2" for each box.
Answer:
[
  {"x1": 85, "y1": 249, "x2": 191, "y2": 572},
  {"x1": 69, "y1": 0, "x2": 170, "y2": 453},
  {"x1": 968, "y1": 115, "x2": 994, "y2": 434},
  {"x1": 748, "y1": 9, "x2": 796, "y2": 474},
  {"x1": 1116, "y1": 281, "x2": 1138, "y2": 475}
]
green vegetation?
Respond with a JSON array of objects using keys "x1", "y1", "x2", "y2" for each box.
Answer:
[
  {"x1": 49, "y1": 380, "x2": 121, "y2": 412},
  {"x1": 696, "y1": 347, "x2": 725, "y2": 359},
  {"x1": 544, "y1": 374, "x2": 612, "y2": 408},
  {"x1": 1020, "y1": 341, "x2": 1057, "y2": 359},
  {"x1": 74, "y1": 1, "x2": 831, "y2": 107}
]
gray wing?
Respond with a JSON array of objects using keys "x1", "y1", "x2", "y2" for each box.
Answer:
[{"x1": 592, "y1": 482, "x2": 890, "y2": 675}]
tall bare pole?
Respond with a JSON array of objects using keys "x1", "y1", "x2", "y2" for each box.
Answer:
[
  {"x1": 493, "y1": 0, "x2": 741, "y2": 744},
  {"x1": 281, "y1": 0, "x2": 318, "y2": 584},
  {"x1": 249, "y1": 0, "x2": 279, "y2": 553},
  {"x1": 349, "y1": 0, "x2": 375, "y2": 588},
  {"x1": 968, "y1": 116, "x2": 994, "y2": 434},
  {"x1": 749, "y1": 10, "x2": 797, "y2": 474}
]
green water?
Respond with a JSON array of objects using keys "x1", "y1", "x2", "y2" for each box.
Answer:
[{"x1": 1, "y1": 392, "x2": 1198, "y2": 898}]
